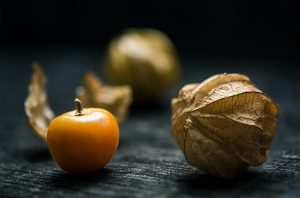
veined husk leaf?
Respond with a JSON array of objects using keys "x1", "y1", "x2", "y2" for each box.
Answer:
[
  {"x1": 24, "y1": 63, "x2": 54, "y2": 142},
  {"x1": 76, "y1": 72, "x2": 132, "y2": 123},
  {"x1": 172, "y1": 73, "x2": 279, "y2": 178}
]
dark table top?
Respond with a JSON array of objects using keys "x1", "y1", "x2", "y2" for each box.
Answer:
[{"x1": 0, "y1": 48, "x2": 299, "y2": 197}]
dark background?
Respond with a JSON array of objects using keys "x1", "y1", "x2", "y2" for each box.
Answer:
[
  {"x1": 0, "y1": 1, "x2": 299, "y2": 197},
  {"x1": 0, "y1": 0, "x2": 298, "y2": 60}
]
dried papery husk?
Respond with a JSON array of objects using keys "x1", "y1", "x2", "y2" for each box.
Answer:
[
  {"x1": 76, "y1": 72, "x2": 132, "y2": 123},
  {"x1": 25, "y1": 64, "x2": 131, "y2": 143},
  {"x1": 24, "y1": 63, "x2": 54, "y2": 142},
  {"x1": 172, "y1": 73, "x2": 279, "y2": 178},
  {"x1": 104, "y1": 28, "x2": 180, "y2": 102}
]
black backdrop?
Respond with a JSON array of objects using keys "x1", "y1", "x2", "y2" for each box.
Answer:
[
  {"x1": 0, "y1": 1, "x2": 300, "y2": 197},
  {"x1": 0, "y1": 0, "x2": 298, "y2": 61}
]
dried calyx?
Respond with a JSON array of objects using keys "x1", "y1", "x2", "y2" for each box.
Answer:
[
  {"x1": 171, "y1": 73, "x2": 279, "y2": 178},
  {"x1": 76, "y1": 72, "x2": 132, "y2": 123},
  {"x1": 25, "y1": 63, "x2": 132, "y2": 142},
  {"x1": 24, "y1": 63, "x2": 54, "y2": 142}
]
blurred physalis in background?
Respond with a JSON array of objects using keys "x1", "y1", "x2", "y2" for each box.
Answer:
[{"x1": 104, "y1": 28, "x2": 181, "y2": 103}]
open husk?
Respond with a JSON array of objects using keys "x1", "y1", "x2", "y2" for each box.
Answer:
[
  {"x1": 171, "y1": 73, "x2": 279, "y2": 178},
  {"x1": 25, "y1": 64, "x2": 132, "y2": 143}
]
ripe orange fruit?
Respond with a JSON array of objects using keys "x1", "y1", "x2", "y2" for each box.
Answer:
[{"x1": 47, "y1": 99, "x2": 119, "y2": 173}]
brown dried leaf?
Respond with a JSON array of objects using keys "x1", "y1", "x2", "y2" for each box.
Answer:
[
  {"x1": 24, "y1": 63, "x2": 54, "y2": 142},
  {"x1": 172, "y1": 73, "x2": 279, "y2": 178},
  {"x1": 76, "y1": 72, "x2": 132, "y2": 123}
]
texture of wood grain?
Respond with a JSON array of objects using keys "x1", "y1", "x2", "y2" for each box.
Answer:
[{"x1": 0, "y1": 48, "x2": 299, "y2": 197}]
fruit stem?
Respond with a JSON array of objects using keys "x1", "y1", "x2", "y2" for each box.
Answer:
[{"x1": 74, "y1": 98, "x2": 83, "y2": 116}]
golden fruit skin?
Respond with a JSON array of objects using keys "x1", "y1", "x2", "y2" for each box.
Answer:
[
  {"x1": 104, "y1": 28, "x2": 180, "y2": 102},
  {"x1": 47, "y1": 108, "x2": 119, "y2": 173}
]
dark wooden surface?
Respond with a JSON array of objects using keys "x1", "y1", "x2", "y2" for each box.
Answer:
[{"x1": 0, "y1": 48, "x2": 299, "y2": 197}]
